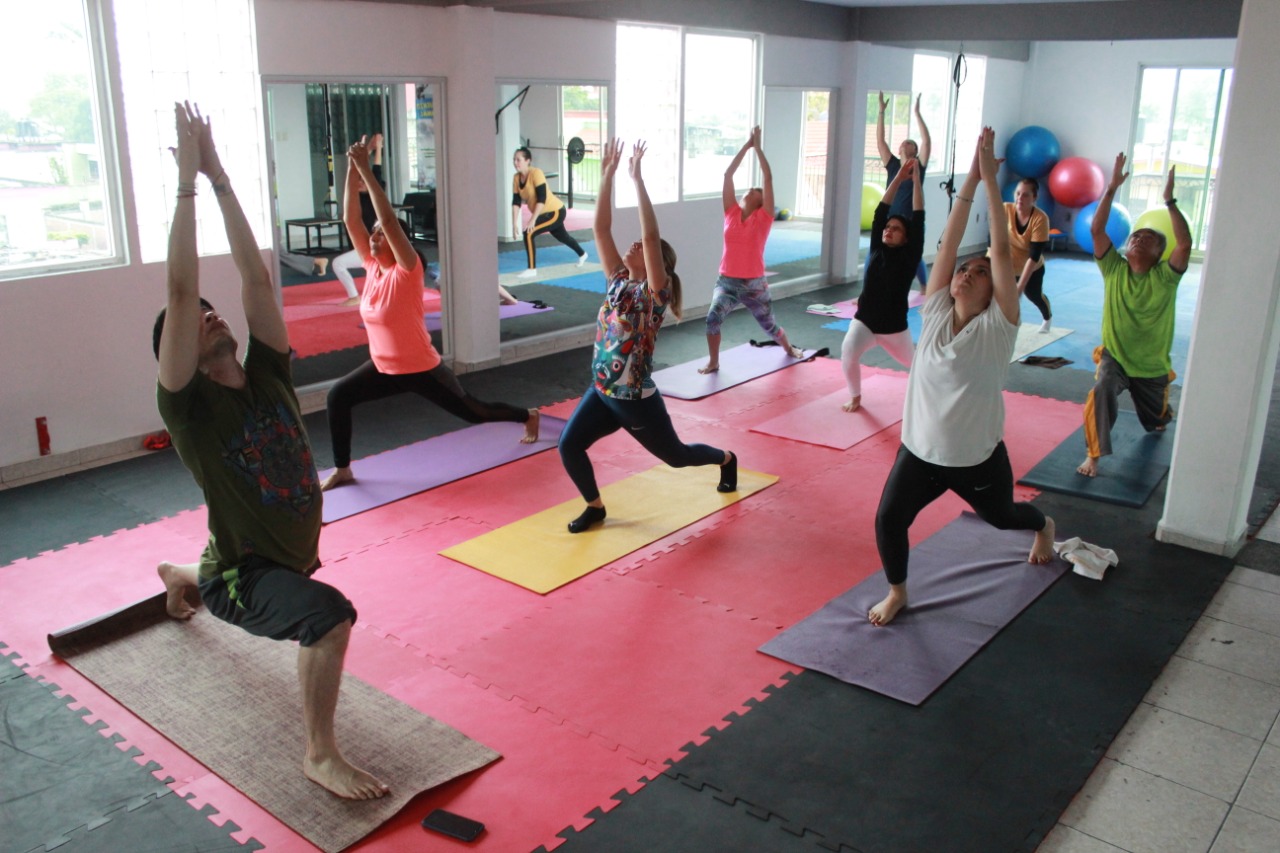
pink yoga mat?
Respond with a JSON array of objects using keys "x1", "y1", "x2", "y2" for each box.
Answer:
[
  {"x1": 749, "y1": 373, "x2": 908, "y2": 450},
  {"x1": 319, "y1": 417, "x2": 566, "y2": 523}
]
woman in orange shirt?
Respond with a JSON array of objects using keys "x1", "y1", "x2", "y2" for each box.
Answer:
[{"x1": 321, "y1": 137, "x2": 539, "y2": 490}]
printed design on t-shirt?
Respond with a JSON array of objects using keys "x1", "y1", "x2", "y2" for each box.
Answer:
[
  {"x1": 593, "y1": 275, "x2": 661, "y2": 395},
  {"x1": 223, "y1": 401, "x2": 318, "y2": 518}
]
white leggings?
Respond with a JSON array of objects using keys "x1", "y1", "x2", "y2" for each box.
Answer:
[
  {"x1": 840, "y1": 319, "x2": 914, "y2": 397},
  {"x1": 331, "y1": 249, "x2": 364, "y2": 299}
]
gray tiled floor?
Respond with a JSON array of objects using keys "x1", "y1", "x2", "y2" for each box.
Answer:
[{"x1": 1042, "y1": 559, "x2": 1280, "y2": 852}]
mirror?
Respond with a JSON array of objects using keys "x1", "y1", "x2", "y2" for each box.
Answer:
[
  {"x1": 264, "y1": 80, "x2": 443, "y2": 389},
  {"x1": 493, "y1": 82, "x2": 608, "y2": 343},
  {"x1": 761, "y1": 87, "x2": 831, "y2": 281}
]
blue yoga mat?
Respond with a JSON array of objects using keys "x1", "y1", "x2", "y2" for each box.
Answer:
[
  {"x1": 498, "y1": 241, "x2": 595, "y2": 274},
  {"x1": 1017, "y1": 410, "x2": 1174, "y2": 508},
  {"x1": 760, "y1": 512, "x2": 1068, "y2": 706},
  {"x1": 763, "y1": 227, "x2": 822, "y2": 266}
]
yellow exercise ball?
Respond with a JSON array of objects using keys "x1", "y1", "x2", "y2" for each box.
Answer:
[
  {"x1": 861, "y1": 183, "x2": 882, "y2": 230},
  {"x1": 1132, "y1": 207, "x2": 1177, "y2": 261}
]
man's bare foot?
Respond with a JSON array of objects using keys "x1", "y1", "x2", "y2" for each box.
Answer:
[
  {"x1": 312, "y1": 258, "x2": 329, "y2": 276},
  {"x1": 303, "y1": 753, "x2": 389, "y2": 800},
  {"x1": 698, "y1": 363, "x2": 719, "y2": 374},
  {"x1": 1076, "y1": 456, "x2": 1099, "y2": 477},
  {"x1": 1029, "y1": 516, "x2": 1055, "y2": 564},
  {"x1": 321, "y1": 467, "x2": 355, "y2": 491},
  {"x1": 842, "y1": 395, "x2": 862, "y2": 413},
  {"x1": 521, "y1": 409, "x2": 540, "y2": 444},
  {"x1": 868, "y1": 585, "x2": 908, "y2": 626},
  {"x1": 157, "y1": 562, "x2": 198, "y2": 620}
]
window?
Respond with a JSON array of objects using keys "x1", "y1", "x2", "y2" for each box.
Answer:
[
  {"x1": 616, "y1": 23, "x2": 758, "y2": 204},
  {"x1": 1132, "y1": 66, "x2": 1232, "y2": 251},
  {"x1": 683, "y1": 33, "x2": 757, "y2": 197},
  {"x1": 560, "y1": 85, "x2": 607, "y2": 203},
  {"x1": 912, "y1": 51, "x2": 987, "y2": 175},
  {"x1": 113, "y1": 0, "x2": 268, "y2": 263},
  {"x1": 0, "y1": 0, "x2": 122, "y2": 280}
]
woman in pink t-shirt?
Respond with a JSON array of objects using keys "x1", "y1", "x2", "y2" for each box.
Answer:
[
  {"x1": 699, "y1": 126, "x2": 804, "y2": 374},
  {"x1": 321, "y1": 137, "x2": 540, "y2": 491}
]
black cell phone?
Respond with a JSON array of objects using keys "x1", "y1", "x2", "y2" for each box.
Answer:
[{"x1": 422, "y1": 808, "x2": 485, "y2": 842}]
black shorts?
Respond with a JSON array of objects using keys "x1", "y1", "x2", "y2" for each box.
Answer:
[{"x1": 199, "y1": 556, "x2": 356, "y2": 647}]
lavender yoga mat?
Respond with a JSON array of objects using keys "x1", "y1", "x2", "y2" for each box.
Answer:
[
  {"x1": 320, "y1": 417, "x2": 566, "y2": 523},
  {"x1": 425, "y1": 300, "x2": 553, "y2": 331},
  {"x1": 760, "y1": 512, "x2": 1068, "y2": 705},
  {"x1": 654, "y1": 343, "x2": 824, "y2": 400}
]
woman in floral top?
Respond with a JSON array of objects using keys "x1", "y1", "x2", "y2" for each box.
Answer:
[{"x1": 558, "y1": 139, "x2": 737, "y2": 533}]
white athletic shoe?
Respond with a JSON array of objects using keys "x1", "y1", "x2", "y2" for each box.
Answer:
[
  {"x1": 1039, "y1": 319, "x2": 1052, "y2": 333},
  {"x1": 517, "y1": 268, "x2": 538, "y2": 279},
  {"x1": 576, "y1": 253, "x2": 587, "y2": 267}
]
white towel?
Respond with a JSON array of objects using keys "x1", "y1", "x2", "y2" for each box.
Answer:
[{"x1": 1053, "y1": 537, "x2": 1119, "y2": 581}]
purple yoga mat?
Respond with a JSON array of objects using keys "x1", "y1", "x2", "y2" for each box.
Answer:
[
  {"x1": 759, "y1": 512, "x2": 1068, "y2": 705},
  {"x1": 425, "y1": 300, "x2": 553, "y2": 331},
  {"x1": 319, "y1": 416, "x2": 566, "y2": 523},
  {"x1": 654, "y1": 343, "x2": 822, "y2": 400}
]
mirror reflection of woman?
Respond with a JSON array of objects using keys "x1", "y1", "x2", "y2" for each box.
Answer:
[
  {"x1": 557, "y1": 139, "x2": 736, "y2": 534},
  {"x1": 1001, "y1": 177, "x2": 1053, "y2": 332},
  {"x1": 511, "y1": 146, "x2": 587, "y2": 279},
  {"x1": 321, "y1": 136, "x2": 540, "y2": 491}
]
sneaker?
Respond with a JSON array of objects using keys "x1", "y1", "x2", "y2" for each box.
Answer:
[
  {"x1": 1038, "y1": 319, "x2": 1052, "y2": 333},
  {"x1": 576, "y1": 253, "x2": 587, "y2": 267},
  {"x1": 517, "y1": 268, "x2": 538, "y2": 279}
]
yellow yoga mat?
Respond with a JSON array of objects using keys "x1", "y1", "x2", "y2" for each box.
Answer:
[{"x1": 442, "y1": 464, "x2": 779, "y2": 593}]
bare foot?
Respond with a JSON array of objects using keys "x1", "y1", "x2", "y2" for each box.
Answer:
[
  {"x1": 312, "y1": 258, "x2": 329, "y2": 276},
  {"x1": 1029, "y1": 516, "x2": 1055, "y2": 564},
  {"x1": 842, "y1": 395, "x2": 862, "y2": 413},
  {"x1": 1076, "y1": 456, "x2": 1099, "y2": 477},
  {"x1": 521, "y1": 409, "x2": 540, "y2": 444},
  {"x1": 788, "y1": 345, "x2": 805, "y2": 359},
  {"x1": 321, "y1": 467, "x2": 355, "y2": 491},
  {"x1": 868, "y1": 585, "x2": 908, "y2": 626},
  {"x1": 698, "y1": 363, "x2": 719, "y2": 375},
  {"x1": 341, "y1": 296, "x2": 360, "y2": 307},
  {"x1": 157, "y1": 562, "x2": 198, "y2": 620},
  {"x1": 303, "y1": 753, "x2": 389, "y2": 800}
]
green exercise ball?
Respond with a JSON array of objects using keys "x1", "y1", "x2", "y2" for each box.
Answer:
[
  {"x1": 861, "y1": 183, "x2": 881, "y2": 230},
  {"x1": 1132, "y1": 207, "x2": 1178, "y2": 261}
]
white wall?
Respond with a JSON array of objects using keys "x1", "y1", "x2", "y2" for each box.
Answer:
[
  {"x1": 267, "y1": 84, "x2": 315, "y2": 222},
  {"x1": 764, "y1": 88, "x2": 804, "y2": 213}
]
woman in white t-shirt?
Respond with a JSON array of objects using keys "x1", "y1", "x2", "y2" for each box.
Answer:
[{"x1": 868, "y1": 128, "x2": 1056, "y2": 627}]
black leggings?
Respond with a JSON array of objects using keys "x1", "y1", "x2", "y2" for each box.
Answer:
[
  {"x1": 327, "y1": 360, "x2": 528, "y2": 468},
  {"x1": 558, "y1": 385, "x2": 724, "y2": 502},
  {"x1": 524, "y1": 208, "x2": 584, "y2": 269},
  {"x1": 1022, "y1": 266, "x2": 1051, "y2": 321},
  {"x1": 875, "y1": 442, "x2": 1045, "y2": 585}
]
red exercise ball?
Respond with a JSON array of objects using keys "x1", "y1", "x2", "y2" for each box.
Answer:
[{"x1": 1048, "y1": 157, "x2": 1106, "y2": 208}]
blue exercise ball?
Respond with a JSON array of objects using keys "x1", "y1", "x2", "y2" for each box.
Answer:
[
  {"x1": 1005, "y1": 126, "x2": 1061, "y2": 179},
  {"x1": 1001, "y1": 177, "x2": 1056, "y2": 222},
  {"x1": 1073, "y1": 200, "x2": 1131, "y2": 255}
]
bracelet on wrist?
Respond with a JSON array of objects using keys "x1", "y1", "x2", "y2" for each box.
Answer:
[
  {"x1": 177, "y1": 191, "x2": 196, "y2": 199},
  {"x1": 956, "y1": 194, "x2": 974, "y2": 203},
  {"x1": 1165, "y1": 198, "x2": 1177, "y2": 206}
]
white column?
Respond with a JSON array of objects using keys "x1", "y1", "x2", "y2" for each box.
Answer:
[
  {"x1": 1157, "y1": 0, "x2": 1280, "y2": 555},
  {"x1": 441, "y1": 5, "x2": 502, "y2": 370}
]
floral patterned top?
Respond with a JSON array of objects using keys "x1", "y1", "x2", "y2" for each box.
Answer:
[{"x1": 591, "y1": 272, "x2": 670, "y2": 400}]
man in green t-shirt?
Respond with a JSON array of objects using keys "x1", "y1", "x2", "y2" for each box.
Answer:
[
  {"x1": 1077, "y1": 153, "x2": 1192, "y2": 478},
  {"x1": 153, "y1": 102, "x2": 386, "y2": 800}
]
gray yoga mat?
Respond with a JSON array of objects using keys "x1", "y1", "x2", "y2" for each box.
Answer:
[
  {"x1": 320, "y1": 416, "x2": 566, "y2": 523},
  {"x1": 1017, "y1": 410, "x2": 1173, "y2": 507},
  {"x1": 760, "y1": 512, "x2": 1068, "y2": 705},
  {"x1": 653, "y1": 343, "x2": 824, "y2": 400},
  {"x1": 50, "y1": 592, "x2": 500, "y2": 853}
]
